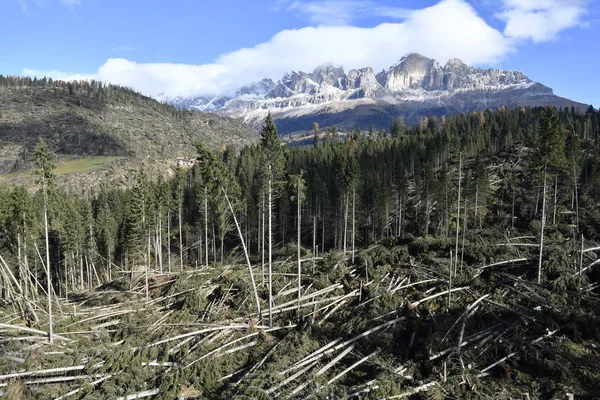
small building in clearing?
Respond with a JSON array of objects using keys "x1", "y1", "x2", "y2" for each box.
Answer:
[{"x1": 175, "y1": 156, "x2": 195, "y2": 168}]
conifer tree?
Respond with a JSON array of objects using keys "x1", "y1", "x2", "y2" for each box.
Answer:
[
  {"x1": 33, "y1": 137, "x2": 55, "y2": 344},
  {"x1": 259, "y1": 113, "x2": 285, "y2": 326},
  {"x1": 290, "y1": 171, "x2": 306, "y2": 318}
]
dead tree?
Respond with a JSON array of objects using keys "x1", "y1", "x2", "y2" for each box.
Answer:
[{"x1": 538, "y1": 167, "x2": 547, "y2": 284}]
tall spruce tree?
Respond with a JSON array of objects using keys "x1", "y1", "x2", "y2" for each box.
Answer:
[
  {"x1": 33, "y1": 137, "x2": 55, "y2": 344},
  {"x1": 260, "y1": 113, "x2": 285, "y2": 327}
]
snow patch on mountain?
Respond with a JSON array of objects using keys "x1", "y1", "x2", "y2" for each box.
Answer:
[{"x1": 166, "y1": 53, "x2": 569, "y2": 132}]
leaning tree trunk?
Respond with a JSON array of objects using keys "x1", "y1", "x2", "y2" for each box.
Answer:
[{"x1": 221, "y1": 187, "x2": 261, "y2": 320}]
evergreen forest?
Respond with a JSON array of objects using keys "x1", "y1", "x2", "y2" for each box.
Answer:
[{"x1": 2, "y1": 103, "x2": 600, "y2": 399}]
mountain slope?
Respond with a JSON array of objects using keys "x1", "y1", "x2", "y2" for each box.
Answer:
[
  {"x1": 173, "y1": 53, "x2": 589, "y2": 135},
  {"x1": 0, "y1": 77, "x2": 258, "y2": 187}
]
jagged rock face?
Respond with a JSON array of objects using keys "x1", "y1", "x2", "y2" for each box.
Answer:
[
  {"x1": 236, "y1": 78, "x2": 275, "y2": 96},
  {"x1": 376, "y1": 53, "x2": 532, "y2": 92},
  {"x1": 170, "y1": 53, "x2": 584, "y2": 134},
  {"x1": 377, "y1": 53, "x2": 444, "y2": 90},
  {"x1": 312, "y1": 65, "x2": 346, "y2": 88}
]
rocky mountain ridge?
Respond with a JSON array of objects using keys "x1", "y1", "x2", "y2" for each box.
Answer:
[{"x1": 169, "y1": 53, "x2": 584, "y2": 134}]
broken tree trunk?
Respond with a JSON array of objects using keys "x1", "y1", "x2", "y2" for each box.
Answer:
[{"x1": 222, "y1": 186, "x2": 261, "y2": 320}]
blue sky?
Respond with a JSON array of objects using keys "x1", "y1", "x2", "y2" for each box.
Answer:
[{"x1": 1, "y1": 0, "x2": 598, "y2": 106}]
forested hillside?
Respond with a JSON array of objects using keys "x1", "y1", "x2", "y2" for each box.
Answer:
[
  {"x1": 0, "y1": 76, "x2": 258, "y2": 188},
  {"x1": 1, "y1": 104, "x2": 600, "y2": 399}
]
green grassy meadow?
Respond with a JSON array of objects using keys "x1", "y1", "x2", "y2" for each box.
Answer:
[{"x1": 0, "y1": 156, "x2": 124, "y2": 182}]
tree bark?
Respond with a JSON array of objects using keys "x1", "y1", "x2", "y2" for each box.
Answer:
[
  {"x1": 205, "y1": 187, "x2": 209, "y2": 267},
  {"x1": 344, "y1": 193, "x2": 348, "y2": 258},
  {"x1": 538, "y1": 168, "x2": 547, "y2": 284},
  {"x1": 179, "y1": 202, "x2": 183, "y2": 270},
  {"x1": 221, "y1": 187, "x2": 262, "y2": 319},
  {"x1": 42, "y1": 177, "x2": 53, "y2": 345},
  {"x1": 167, "y1": 211, "x2": 171, "y2": 273},
  {"x1": 268, "y1": 168, "x2": 273, "y2": 327},
  {"x1": 455, "y1": 153, "x2": 462, "y2": 273},
  {"x1": 352, "y1": 187, "x2": 356, "y2": 264},
  {"x1": 297, "y1": 181, "x2": 302, "y2": 320}
]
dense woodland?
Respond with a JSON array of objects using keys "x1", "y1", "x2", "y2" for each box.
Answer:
[
  {"x1": 2, "y1": 102, "x2": 600, "y2": 399},
  {"x1": 2, "y1": 104, "x2": 600, "y2": 279}
]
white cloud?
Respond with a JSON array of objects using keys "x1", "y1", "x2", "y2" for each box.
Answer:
[
  {"x1": 287, "y1": 0, "x2": 411, "y2": 25},
  {"x1": 14, "y1": 0, "x2": 81, "y2": 10},
  {"x1": 111, "y1": 45, "x2": 135, "y2": 52},
  {"x1": 22, "y1": 69, "x2": 92, "y2": 81},
  {"x1": 497, "y1": 0, "x2": 587, "y2": 42},
  {"x1": 22, "y1": 0, "x2": 589, "y2": 100},
  {"x1": 288, "y1": 0, "x2": 363, "y2": 25}
]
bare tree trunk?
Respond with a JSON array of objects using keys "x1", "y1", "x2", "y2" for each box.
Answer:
[
  {"x1": 574, "y1": 163, "x2": 579, "y2": 231},
  {"x1": 79, "y1": 249, "x2": 83, "y2": 291},
  {"x1": 448, "y1": 250, "x2": 452, "y2": 310},
  {"x1": 167, "y1": 211, "x2": 171, "y2": 273},
  {"x1": 460, "y1": 199, "x2": 468, "y2": 273},
  {"x1": 261, "y1": 191, "x2": 265, "y2": 287},
  {"x1": 534, "y1": 186, "x2": 541, "y2": 217},
  {"x1": 158, "y1": 211, "x2": 163, "y2": 273},
  {"x1": 399, "y1": 196, "x2": 403, "y2": 237},
  {"x1": 343, "y1": 193, "x2": 348, "y2": 258},
  {"x1": 154, "y1": 217, "x2": 159, "y2": 271},
  {"x1": 474, "y1": 182, "x2": 479, "y2": 228},
  {"x1": 553, "y1": 175, "x2": 558, "y2": 225},
  {"x1": 511, "y1": 186, "x2": 516, "y2": 229},
  {"x1": 455, "y1": 153, "x2": 462, "y2": 273},
  {"x1": 221, "y1": 187, "x2": 262, "y2": 320},
  {"x1": 108, "y1": 248, "x2": 111, "y2": 281},
  {"x1": 425, "y1": 197, "x2": 430, "y2": 237},
  {"x1": 146, "y1": 232, "x2": 150, "y2": 301},
  {"x1": 43, "y1": 179, "x2": 53, "y2": 345},
  {"x1": 220, "y1": 237, "x2": 224, "y2": 265},
  {"x1": 297, "y1": 182, "x2": 302, "y2": 320},
  {"x1": 212, "y1": 223, "x2": 216, "y2": 262},
  {"x1": 17, "y1": 234, "x2": 24, "y2": 299},
  {"x1": 205, "y1": 187, "x2": 209, "y2": 267},
  {"x1": 268, "y1": 169, "x2": 273, "y2": 327},
  {"x1": 580, "y1": 234, "x2": 584, "y2": 275},
  {"x1": 64, "y1": 254, "x2": 68, "y2": 301},
  {"x1": 313, "y1": 216, "x2": 317, "y2": 274},
  {"x1": 538, "y1": 168, "x2": 547, "y2": 284},
  {"x1": 445, "y1": 166, "x2": 449, "y2": 237},
  {"x1": 245, "y1": 202, "x2": 248, "y2": 252},
  {"x1": 179, "y1": 203, "x2": 183, "y2": 270},
  {"x1": 352, "y1": 188, "x2": 356, "y2": 265},
  {"x1": 321, "y1": 204, "x2": 325, "y2": 254}
]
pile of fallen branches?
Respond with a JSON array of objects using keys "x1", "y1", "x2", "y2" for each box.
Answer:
[{"x1": 1, "y1": 232, "x2": 600, "y2": 399}]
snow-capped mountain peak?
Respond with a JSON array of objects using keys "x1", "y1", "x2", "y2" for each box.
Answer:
[{"x1": 168, "y1": 53, "x2": 583, "y2": 135}]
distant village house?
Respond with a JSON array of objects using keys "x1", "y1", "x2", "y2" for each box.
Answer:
[{"x1": 175, "y1": 156, "x2": 195, "y2": 167}]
